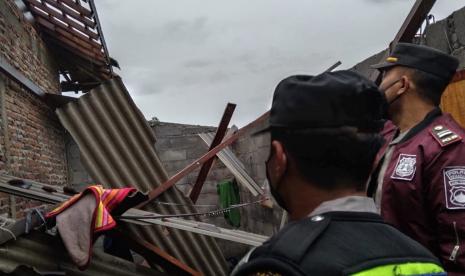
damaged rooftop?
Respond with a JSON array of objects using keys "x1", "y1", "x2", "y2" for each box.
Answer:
[{"x1": 0, "y1": 0, "x2": 463, "y2": 275}]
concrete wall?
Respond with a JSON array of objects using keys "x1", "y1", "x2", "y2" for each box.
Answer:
[
  {"x1": 0, "y1": 0, "x2": 66, "y2": 218},
  {"x1": 353, "y1": 6, "x2": 465, "y2": 75},
  {"x1": 150, "y1": 120, "x2": 283, "y2": 259},
  {"x1": 232, "y1": 121, "x2": 282, "y2": 236},
  {"x1": 66, "y1": 133, "x2": 94, "y2": 191},
  {"x1": 424, "y1": 7, "x2": 465, "y2": 67}
]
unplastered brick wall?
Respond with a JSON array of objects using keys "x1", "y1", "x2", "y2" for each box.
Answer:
[
  {"x1": 0, "y1": 0, "x2": 60, "y2": 93},
  {"x1": 0, "y1": 0, "x2": 66, "y2": 218},
  {"x1": 0, "y1": 74, "x2": 67, "y2": 218},
  {"x1": 2, "y1": 77, "x2": 66, "y2": 184}
]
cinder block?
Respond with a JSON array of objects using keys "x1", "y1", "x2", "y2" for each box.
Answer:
[
  {"x1": 163, "y1": 159, "x2": 192, "y2": 174},
  {"x1": 196, "y1": 192, "x2": 220, "y2": 206},
  {"x1": 452, "y1": 47, "x2": 465, "y2": 68},
  {"x1": 251, "y1": 147, "x2": 269, "y2": 164},
  {"x1": 425, "y1": 20, "x2": 450, "y2": 53},
  {"x1": 454, "y1": 8, "x2": 465, "y2": 46},
  {"x1": 158, "y1": 149, "x2": 187, "y2": 162},
  {"x1": 153, "y1": 137, "x2": 170, "y2": 150},
  {"x1": 199, "y1": 182, "x2": 219, "y2": 194},
  {"x1": 209, "y1": 168, "x2": 232, "y2": 181},
  {"x1": 186, "y1": 146, "x2": 209, "y2": 159},
  {"x1": 153, "y1": 124, "x2": 184, "y2": 137},
  {"x1": 170, "y1": 136, "x2": 201, "y2": 149},
  {"x1": 252, "y1": 163, "x2": 266, "y2": 182}
]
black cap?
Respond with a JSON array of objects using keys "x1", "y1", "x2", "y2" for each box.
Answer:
[
  {"x1": 255, "y1": 70, "x2": 386, "y2": 134},
  {"x1": 371, "y1": 43, "x2": 459, "y2": 81}
]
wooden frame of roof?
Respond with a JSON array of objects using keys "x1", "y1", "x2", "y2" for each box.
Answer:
[{"x1": 21, "y1": 0, "x2": 114, "y2": 92}]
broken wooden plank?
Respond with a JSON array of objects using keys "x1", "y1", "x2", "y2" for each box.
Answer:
[
  {"x1": 189, "y1": 103, "x2": 236, "y2": 203},
  {"x1": 369, "y1": 0, "x2": 436, "y2": 82},
  {"x1": 111, "y1": 230, "x2": 202, "y2": 276},
  {"x1": 136, "y1": 111, "x2": 269, "y2": 208}
]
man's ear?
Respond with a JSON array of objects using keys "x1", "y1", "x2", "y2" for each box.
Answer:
[
  {"x1": 270, "y1": 140, "x2": 287, "y2": 183},
  {"x1": 397, "y1": 75, "x2": 410, "y2": 96}
]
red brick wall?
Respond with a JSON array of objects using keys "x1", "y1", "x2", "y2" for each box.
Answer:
[
  {"x1": 0, "y1": 0, "x2": 59, "y2": 93},
  {"x1": 0, "y1": 0, "x2": 67, "y2": 217},
  {"x1": 4, "y1": 79, "x2": 66, "y2": 184}
]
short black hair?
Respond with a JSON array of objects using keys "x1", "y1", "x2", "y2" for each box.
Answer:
[
  {"x1": 409, "y1": 69, "x2": 450, "y2": 106},
  {"x1": 271, "y1": 127, "x2": 383, "y2": 191}
]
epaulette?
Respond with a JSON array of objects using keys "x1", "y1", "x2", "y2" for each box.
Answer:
[{"x1": 430, "y1": 125, "x2": 462, "y2": 147}]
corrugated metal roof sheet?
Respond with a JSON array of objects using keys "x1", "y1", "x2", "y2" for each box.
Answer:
[
  {"x1": 0, "y1": 230, "x2": 163, "y2": 276},
  {"x1": 55, "y1": 77, "x2": 228, "y2": 276},
  {"x1": 0, "y1": 173, "x2": 267, "y2": 248}
]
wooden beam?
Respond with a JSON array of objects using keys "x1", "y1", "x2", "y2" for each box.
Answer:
[
  {"x1": 57, "y1": 0, "x2": 93, "y2": 17},
  {"x1": 27, "y1": 0, "x2": 99, "y2": 40},
  {"x1": 38, "y1": 21, "x2": 106, "y2": 63},
  {"x1": 33, "y1": 13, "x2": 103, "y2": 52},
  {"x1": 189, "y1": 103, "x2": 236, "y2": 203},
  {"x1": 34, "y1": 0, "x2": 96, "y2": 28},
  {"x1": 391, "y1": 0, "x2": 437, "y2": 48},
  {"x1": 136, "y1": 111, "x2": 269, "y2": 209},
  {"x1": 111, "y1": 230, "x2": 202, "y2": 276},
  {"x1": 369, "y1": 0, "x2": 436, "y2": 82}
]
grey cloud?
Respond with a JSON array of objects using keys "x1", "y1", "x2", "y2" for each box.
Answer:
[
  {"x1": 160, "y1": 17, "x2": 210, "y2": 42},
  {"x1": 363, "y1": 0, "x2": 403, "y2": 3},
  {"x1": 184, "y1": 59, "x2": 213, "y2": 68},
  {"x1": 94, "y1": 0, "x2": 463, "y2": 126}
]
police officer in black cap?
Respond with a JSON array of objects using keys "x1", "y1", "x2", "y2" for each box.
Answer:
[
  {"x1": 232, "y1": 70, "x2": 444, "y2": 276},
  {"x1": 369, "y1": 43, "x2": 465, "y2": 275}
]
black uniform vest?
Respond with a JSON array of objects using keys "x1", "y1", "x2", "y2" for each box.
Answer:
[{"x1": 233, "y1": 212, "x2": 441, "y2": 276}]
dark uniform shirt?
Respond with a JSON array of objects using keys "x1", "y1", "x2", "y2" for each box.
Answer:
[{"x1": 232, "y1": 196, "x2": 444, "y2": 276}]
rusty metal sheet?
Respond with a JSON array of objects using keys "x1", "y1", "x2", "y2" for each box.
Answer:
[{"x1": 56, "y1": 77, "x2": 228, "y2": 276}]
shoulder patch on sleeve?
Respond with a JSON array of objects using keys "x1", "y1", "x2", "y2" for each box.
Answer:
[
  {"x1": 443, "y1": 167, "x2": 465, "y2": 209},
  {"x1": 430, "y1": 125, "x2": 462, "y2": 147}
]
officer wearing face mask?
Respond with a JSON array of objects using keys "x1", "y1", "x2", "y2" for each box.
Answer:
[
  {"x1": 368, "y1": 43, "x2": 465, "y2": 275},
  {"x1": 232, "y1": 70, "x2": 445, "y2": 276}
]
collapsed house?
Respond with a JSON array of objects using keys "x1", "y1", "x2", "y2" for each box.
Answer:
[
  {"x1": 0, "y1": 0, "x2": 235, "y2": 275},
  {"x1": 0, "y1": 0, "x2": 464, "y2": 275}
]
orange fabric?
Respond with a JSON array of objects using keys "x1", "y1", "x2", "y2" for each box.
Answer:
[
  {"x1": 47, "y1": 185, "x2": 136, "y2": 232},
  {"x1": 441, "y1": 74, "x2": 465, "y2": 128}
]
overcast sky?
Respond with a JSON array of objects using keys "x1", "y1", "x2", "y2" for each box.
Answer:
[{"x1": 93, "y1": 1, "x2": 464, "y2": 127}]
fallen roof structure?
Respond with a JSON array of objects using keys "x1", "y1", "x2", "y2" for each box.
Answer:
[
  {"x1": 121, "y1": 208, "x2": 268, "y2": 247},
  {"x1": 0, "y1": 230, "x2": 163, "y2": 276},
  {"x1": 19, "y1": 0, "x2": 116, "y2": 92},
  {"x1": 0, "y1": 173, "x2": 269, "y2": 247},
  {"x1": 55, "y1": 77, "x2": 229, "y2": 276},
  {"x1": 1, "y1": 0, "x2": 460, "y2": 275}
]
